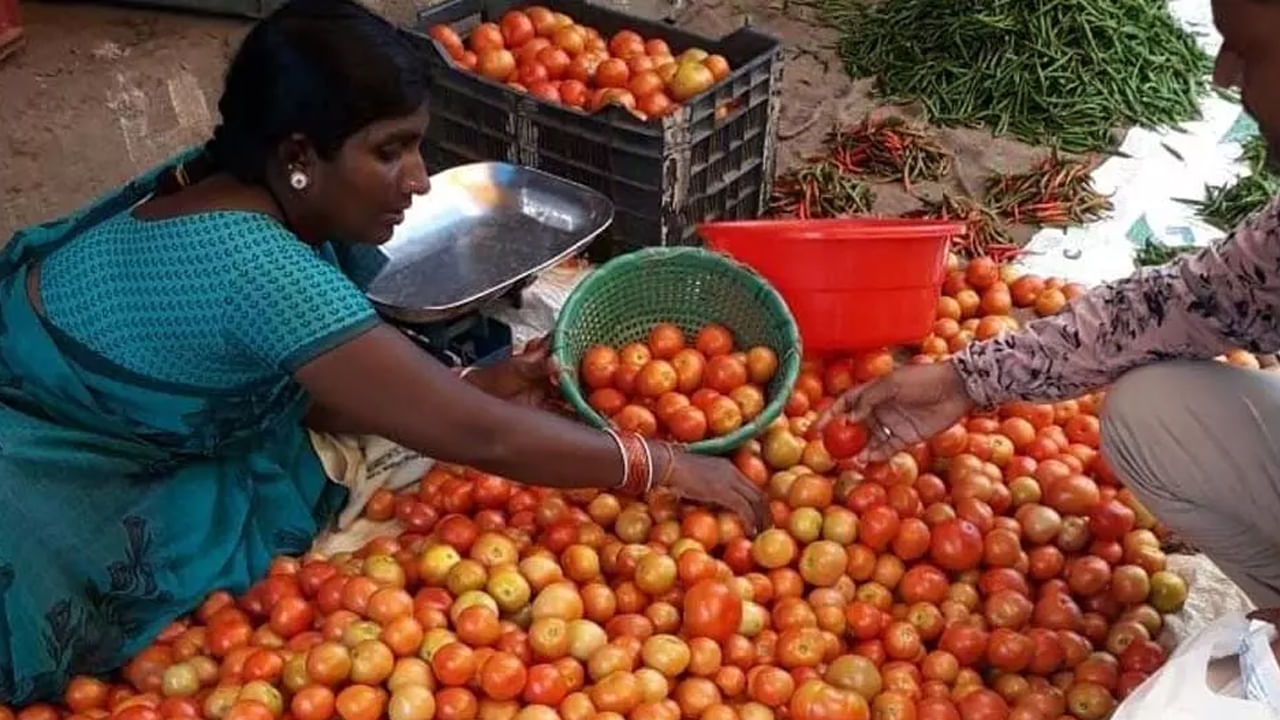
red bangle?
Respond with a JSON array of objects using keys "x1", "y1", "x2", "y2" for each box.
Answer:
[
  {"x1": 615, "y1": 431, "x2": 653, "y2": 496},
  {"x1": 621, "y1": 432, "x2": 648, "y2": 495}
]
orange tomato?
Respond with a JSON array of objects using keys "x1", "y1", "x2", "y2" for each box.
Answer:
[
  {"x1": 469, "y1": 23, "x2": 505, "y2": 53},
  {"x1": 595, "y1": 58, "x2": 631, "y2": 88},
  {"x1": 552, "y1": 25, "x2": 585, "y2": 55},
  {"x1": 477, "y1": 49, "x2": 517, "y2": 82},
  {"x1": 429, "y1": 24, "x2": 465, "y2": 59},
  {"x1": 499, "y1": 11, "x2": 535, "y2": 47},
  {"x1": 703, "y1": 54, "x2": 731, "y2": 81}
]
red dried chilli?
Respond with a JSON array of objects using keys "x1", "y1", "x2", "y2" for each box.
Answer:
[
  {"x1": 825, "y1": 116, "x2": 953, "y2": 191},
  {"x1": 986, "y1": 153, "x2": 1113, "y2": 228}
]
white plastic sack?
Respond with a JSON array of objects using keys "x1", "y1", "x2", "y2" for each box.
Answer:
[
  {"x1": 309, "y1": 430, "x2": 434, "y2": 529},
  {"x1": 1113, "y1": 613, "x2": 1280, "y2": 720}
]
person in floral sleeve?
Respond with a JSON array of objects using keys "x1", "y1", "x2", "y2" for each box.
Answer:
[{"x1": 821, "y1": 0, "x2": 1280, "y2": 606}]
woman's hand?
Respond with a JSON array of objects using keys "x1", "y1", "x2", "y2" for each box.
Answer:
[
  {"x1": 660, "y1": 450, "x2": 769, "y2": 535},
  {"x1": 816, "y1": 361, "x2": 975, "y2": 462},
  {"x1": 467, "y1": 336, "x2": 558, "y2": 406}
]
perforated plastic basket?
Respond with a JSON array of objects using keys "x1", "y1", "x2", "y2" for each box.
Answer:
[{"x1": 553, "y1": 247, "x2": 801, "y2": 455}]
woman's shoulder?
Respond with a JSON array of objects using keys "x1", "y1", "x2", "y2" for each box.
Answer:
[
  {"x1": 137, "y1": 210, "x2": 333, "y2": 277},
  {"x1": 201, "y1": 212, "x2": 315, "y2": 262}
]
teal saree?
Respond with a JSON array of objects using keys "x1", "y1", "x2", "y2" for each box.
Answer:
[{"x1": 0, "y1": 152, "x2": 354, "y2": 703}]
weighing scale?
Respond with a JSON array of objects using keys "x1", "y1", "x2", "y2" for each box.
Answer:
[{"x1": 341, "y1": 162, "x2": 614, "y2": 367}]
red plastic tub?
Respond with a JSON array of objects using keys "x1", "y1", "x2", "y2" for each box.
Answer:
[
  {"x1": 699, "y1": 218, "x2": 966, "y2": 352},
  {"x1": 0, "y1": 0, "x2": 22, "y2": 63}
]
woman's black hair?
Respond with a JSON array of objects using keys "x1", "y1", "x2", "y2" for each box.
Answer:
[{"x1": 208, "y1": 0, "x2": 431, "y2": 183}]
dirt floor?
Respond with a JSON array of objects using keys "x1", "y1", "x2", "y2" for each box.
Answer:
[
  {"x1": 0, "y1": 0, "x2": 1046, "y2": 243},
  {"x1": 0, "y1": 0, "x2": 419, "y2": 240}
]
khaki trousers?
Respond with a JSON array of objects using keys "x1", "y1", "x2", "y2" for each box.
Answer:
[{"x1": 1102, "y1": 360, "x2": 1280, "y2": 607}]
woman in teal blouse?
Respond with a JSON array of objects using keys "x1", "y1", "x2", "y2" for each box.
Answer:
[{"x1": 0, "y1": 0, "x2": 765, "y2": 703}]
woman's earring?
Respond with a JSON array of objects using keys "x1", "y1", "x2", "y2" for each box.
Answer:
[{"x1": 289, "y1": 168, "x2": 310, "y2": 191}]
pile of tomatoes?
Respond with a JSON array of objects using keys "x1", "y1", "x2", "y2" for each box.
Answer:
[
  {"x1": 427, "y1": 6, "x2": 731, "y2": 120},
  {"x1": 6, "y1": 256, "x2": 1207, "y2": 720},
  {"x1": 577, "y1": 323, "x2": 779, "y2": 443}
]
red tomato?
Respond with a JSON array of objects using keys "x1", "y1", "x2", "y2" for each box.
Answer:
[
  {"x1": 918, "y1": 697, "x2": 961, "y2": 720},
  {"x1": 900, "y1": 565, "x2": 949, "y2": 605},
  {"x1": 499, "y1": 11, "x2": 535, "y2": 47},
  {"x1": 938, "y1": 625, "x2": 989, "y2": 667},
  {"x1": 595, "y1": 58, "x2": 630, "y2": 88},
  {"x1": 469, "y1": 22, "x2": 505, "y2": 53},
  {"x1": 957, "y1": 689, "x2": 1008, "y2": 720},
  {"x1": 859, "y1": 506, "x2": 901, "y2": 552},
  {"x1": 1088, "y1": 499, "x2": 1136, "y2": 540},
  {"x1": 986, "y1": 629, "x2": 1034, "y2": 673},
  {"x1": 1119, "y1": 639, "x2": 1165, "y2": 674},
  {"x1": 478, "y1": 651, "x2": 527, "y2": 701},
  {"x1": 929, "y1": 520, "x2": 983, "y2": 571},
  {"x1": 524, "y1": 663, "x2": 570, "y2": 705},
  {"x1": 683, "y1": 580, "x2": 743, "y2": 642},
  {"x1": 823, "y1": 419, "x2": 869, "y2": 459}
]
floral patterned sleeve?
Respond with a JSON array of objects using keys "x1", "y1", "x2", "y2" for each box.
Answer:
[{"x1": 953, "y1": 195, "x2": 1280, "y2": 407}]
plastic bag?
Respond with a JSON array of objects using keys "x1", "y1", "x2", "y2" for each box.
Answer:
[{"x1": 1113, "y1": 613, "x2": 1280, "y2": 720}]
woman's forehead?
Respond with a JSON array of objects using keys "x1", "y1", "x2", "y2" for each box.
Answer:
[{"x1": 355, "y1": 106, "x2": 431, "y2": 141}]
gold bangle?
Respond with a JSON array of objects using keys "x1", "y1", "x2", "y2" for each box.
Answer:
[
  {"x1": 656, "y1": 442, "x2": 677, "y2": 490},
  {"x1": 604, "y1": 429, "x2": 630, "y2": 491}
]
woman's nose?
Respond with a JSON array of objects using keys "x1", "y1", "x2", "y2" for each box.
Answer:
[{"x1": 404, "y1": 151, "x2": 431, "y2": 195}]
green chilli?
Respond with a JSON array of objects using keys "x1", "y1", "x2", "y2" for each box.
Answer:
[{"x1": 820, "y1": 0, "x2": 1213, "y2": 153}]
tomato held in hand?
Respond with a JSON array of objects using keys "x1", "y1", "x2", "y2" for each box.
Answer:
[{"x1": 822, "y1": 418, "x2": 868, "y2": 460}]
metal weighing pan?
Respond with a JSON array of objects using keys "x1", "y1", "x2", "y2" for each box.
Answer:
[{"x1": 342, "y1": 162, "x2": 614, "y2": 324}]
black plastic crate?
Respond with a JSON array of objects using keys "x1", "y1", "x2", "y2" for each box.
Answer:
[{"x1": 410, "y1": 0, "x2": 783, "y2": 261}]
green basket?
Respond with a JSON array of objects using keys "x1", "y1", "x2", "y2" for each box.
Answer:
[{"x1": 553, "y1": 247, "x2": 803, "y2": 455}]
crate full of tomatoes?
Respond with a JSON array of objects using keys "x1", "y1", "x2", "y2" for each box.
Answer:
[{"x1": 410, "y1": 0, "x2": 783, "y2": 261}]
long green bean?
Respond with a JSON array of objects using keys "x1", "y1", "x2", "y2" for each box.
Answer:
[{"x1": 820, "y1": 0, "x2": 1212, "y2": 153}]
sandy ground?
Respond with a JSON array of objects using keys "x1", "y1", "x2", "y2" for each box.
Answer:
[
  {"x1": 0, "y1": 0, "x2": 1049, "y2": 242},
  {"x1": 0, "y1": 0, "x2": 418, "y2": 240}
]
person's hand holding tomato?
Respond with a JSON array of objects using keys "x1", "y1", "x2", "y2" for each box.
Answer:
[
  {"x1": 817, "y1": 361, "x2": 974, "y2": 462},
  {"x1": 465, "y1": 335, "x2": 559, "y2": 407}
]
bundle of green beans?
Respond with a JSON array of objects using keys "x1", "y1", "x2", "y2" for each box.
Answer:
[
  {"x1": 1191, "y1": 136, "x2": 1279, "y2": 232},
  {"x1": 821, "y1": 0, "x2": 1212, "y2": 153}
]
